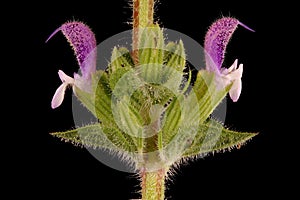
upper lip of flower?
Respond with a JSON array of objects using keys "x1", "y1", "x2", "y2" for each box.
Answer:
[
  {"x1": 204, "y1": 17, "x2": 254, "y2": 102},
  {"x1": 47, "y1": 21, "x2": 97, "y2": 109}
]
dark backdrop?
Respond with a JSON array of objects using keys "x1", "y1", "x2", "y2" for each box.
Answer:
[{"x1": 7, "y1": 0, "x2": 295, "y2": 199}]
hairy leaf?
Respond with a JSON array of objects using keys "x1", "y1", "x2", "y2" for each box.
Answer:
[
  {"x1": 51, "y1": 123, "x2": 137, "y2": 153},
  {"x1": 183, "y1": 119, "x2": 258, "y2": 157}
]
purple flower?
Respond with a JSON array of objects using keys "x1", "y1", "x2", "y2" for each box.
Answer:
[
  {"x1": 204, "y1": 17, "x2": 254, "y2": 102},
  {"x1": 47, "y1": 22, "x2": 97, "y2": 109}
]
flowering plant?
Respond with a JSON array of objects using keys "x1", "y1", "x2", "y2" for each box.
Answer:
[{"x1": 48, "y1": 0, "x2": 256, "y2": 199}]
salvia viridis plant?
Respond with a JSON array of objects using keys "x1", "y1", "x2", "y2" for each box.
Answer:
[{"x1": 48, "y1": 0, "x2": 257, "y2": 199}]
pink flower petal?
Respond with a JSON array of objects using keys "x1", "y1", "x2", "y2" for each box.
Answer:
[
  {"x1": 227, "y1": 59, "x2": 238, "y2": 73},
  {"x1": 51, "y1": 70, "x2": 74, "y2": 109},
  {"x1": 226, "y1": 63, "x2": 243, "y2": 80},
  {"x1": 228, "y1": 63, "x2": 243, "y2": 102},
  {"x1": 58, "y1": 70, "x2": 74, "y2": 84},
  {"x1": 51, "y1": 83, "x2": 68, "y2": 109},
  {"x1": 229, "y1": 78, "x2": 242, "y2": 102}
]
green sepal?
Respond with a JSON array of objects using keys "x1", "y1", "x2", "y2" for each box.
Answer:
[
  {"x1": 112, "y1": 97, "x2": 144, "y2": 151},
  {"x1": 109, "y1": 47, "x2": 134, "y2": 73},
  {"x1": 191, "y1": 70, "x2": 232, "y2": 122},
  {"x1": 158, "y1": 95, "x2": 183, "y2": 149},
  {"x1": 74, "y1": 70, "x2": 110, "y2": 119},
  {"x1": 161, "y1": 40, "x2": 186, "y2": 91},
  {"x1": 139, "y1": 24, "x2": 164, "y2": 65},
  {"x1": 164, "y1": 40, "x2": 186, "y2": 72},
  {"x1": 138, "y1": 24, "x2": 164, "y2": 84}
]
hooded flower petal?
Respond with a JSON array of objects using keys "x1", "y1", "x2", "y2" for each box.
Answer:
[
  {"x1": 51, "y1": 70, "x2": 74, "y2": 109},
  {"x1": 46, "y1": 21, "x2": 97, "y2": 79},
  {"x1": 204, "y1": 17, "x2": 254, "y2": 72}
]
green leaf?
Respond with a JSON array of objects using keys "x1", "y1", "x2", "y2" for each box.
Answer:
[
  {"x1": 183, "y1": 119, "x2": 258, "y2": 157},
  {"x1": 50, "y1": 124, "x2": 115, "y2": 149},
  {"x1": 51, "y1": 123, "x2": 137, "y2": 153}
]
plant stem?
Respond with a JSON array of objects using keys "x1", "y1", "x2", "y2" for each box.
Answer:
[
  {"x1": 132, "y1": 0, "x2": 155, "y2": 65},
  {"x1": 132, "y1": 1, "x2": 166, "y2": 199},
  {"x1": 140, "y1": 168, "x2": 166, "y2": 200}
]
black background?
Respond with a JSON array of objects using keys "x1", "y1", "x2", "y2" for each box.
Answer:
[{"x1": 6, "y1": 0, "x2": 296, "y2": 199}]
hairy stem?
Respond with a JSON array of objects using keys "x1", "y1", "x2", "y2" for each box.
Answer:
[
  {"x1": 132, "y1": 0, "x2": 155, "y2": 65},
  {"x1": 140, "y1": 168, "x2": 166, "y2": 200}
]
